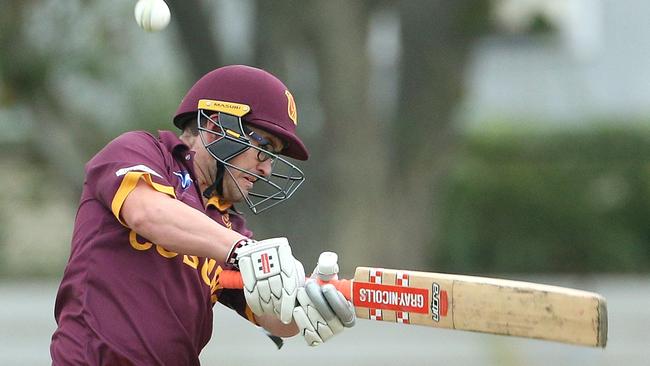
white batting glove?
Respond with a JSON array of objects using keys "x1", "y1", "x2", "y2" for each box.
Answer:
[
  {"x1": 235, "y1": 237, "x2": 305, "y2": 324},
  {"x1": 293, "y1": 252, "x2": 356, "y2": 346}
]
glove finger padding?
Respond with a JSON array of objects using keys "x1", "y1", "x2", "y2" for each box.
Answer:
[
  {"x1": 295, "y1": 259, "x2": 306, "y2": 287},
  {"x1": 304, "y1": 282, "x2": 343, "y2": 334},
  {"x1": 312, "y1": 251, "x2": 355, "y2": 327},
  {"x1": 295, "y1": 282, "x2": 348, "y2": 346},
  {"x1": 322, "y1": 284, "x2": 356, "y2": 328},
  {"x1": 237, "y1": 238, "x2": 303, "y2": 324},
  {"x1": 293, "y1": 304, "x2": 322, "y2": 346},
  {"x1": 239, "y1": 256, "x2": 264, "y2": 315},
  {"x1": 277, "y1": 243, "x2": 300, "y2": 323}
]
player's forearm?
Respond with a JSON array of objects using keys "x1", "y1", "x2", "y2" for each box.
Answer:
[
  {"x1": 255, "y1": 314, "x2": 299, "y2": 337},
  {"x1": 122, "y1": 182, "x2": 245, "y2": 262},
  {"x1": 132, "y1": 198, "x2": 241, "y2": 260}
]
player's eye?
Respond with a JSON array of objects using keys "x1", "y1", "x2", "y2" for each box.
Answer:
[
  {"x1": 256, "y1": 144, "x2": 277, "y2": 163},
  {"x1": 243, "y1": 126, "x2": 280, "y2": 163}
]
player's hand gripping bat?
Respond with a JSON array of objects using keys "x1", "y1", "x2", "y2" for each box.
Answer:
[{"x1": 217, "y1": 265, "x2": 607, "y2": 348}]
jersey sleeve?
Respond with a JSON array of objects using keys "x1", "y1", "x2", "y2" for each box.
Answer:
[{"x1": 85, "y1": 131, "x2": 176, "y2": 226}]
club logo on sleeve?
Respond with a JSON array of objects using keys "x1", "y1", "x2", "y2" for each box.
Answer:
[{"x1": 173, "y1": 170, "x2": 193, "y2": 189}]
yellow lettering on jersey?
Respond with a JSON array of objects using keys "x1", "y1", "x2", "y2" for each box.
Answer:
[
  {"x1": 129, "y1": 230, "x2": 153, "y2": 250},
  {"x1": 210, "y1": 266, "x2": 223, "y2": 293},
  {"x1": 214, "y1": 267, "x2": 225, "y2": 291},
  {"x1": 183, "y1": 255, "x2": 199, "y2": 269},
  {"x1": 210, "y1": 276, "x2": 218, "y2": 303},
  {"x1": 201, "y1": 258, "x2": 217, "y2": 286},
  {"x1": 156, "y1": 245, "x2": 178, "y2": 258},
  {"x1": 222, "y1": 214, "x2": 232, "y2": 230},
  {"x1": 210, "y1": 266, "x2": 223, "y2": 304}
]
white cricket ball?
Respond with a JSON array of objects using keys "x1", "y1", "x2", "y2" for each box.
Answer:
[{"x1": 134, "y1": 0, "x2": 171, "y2": 32}]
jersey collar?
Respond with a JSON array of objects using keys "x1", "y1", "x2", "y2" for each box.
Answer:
[
  {"x1": 159, "y1": 130, "x2": 190, "y2": 157},
  {"x1": 206, "y1": 196, "x2": 233, "y2": 212},
  {"x1": 159, "y1": 130, "x2": 233, "y2": 213}
]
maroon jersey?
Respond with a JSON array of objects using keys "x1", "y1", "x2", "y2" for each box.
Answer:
[{"x1": 51, "y1": 131, "x2": 255, "y2": 365}]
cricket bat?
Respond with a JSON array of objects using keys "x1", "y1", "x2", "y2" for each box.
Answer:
[{"x1": 217, "y1": 267, "x2": 607, "y2": 348}]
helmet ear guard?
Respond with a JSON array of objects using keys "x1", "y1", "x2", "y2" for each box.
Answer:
[
  {"x1": 199, "y1": 111, "x2": 249, "y2": 162},
  {"x1": 198, "y1": 99, "x2": 253, "y2": 162}
]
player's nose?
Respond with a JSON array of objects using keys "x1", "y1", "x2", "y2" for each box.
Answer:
[{"x1": 256, "y1": 158, "x2": 273, "y2": 178}]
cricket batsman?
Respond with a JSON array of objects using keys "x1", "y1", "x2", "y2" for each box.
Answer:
[{"x1": 50, "y1": 65, "x2": 355, "y2": 365}]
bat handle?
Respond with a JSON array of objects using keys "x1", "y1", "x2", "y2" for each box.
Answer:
[{"x1": 218, "y1": 269, "x2": 353, "y2": 301}]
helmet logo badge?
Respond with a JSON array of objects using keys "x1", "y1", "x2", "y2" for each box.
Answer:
[{"x1": 285, "y1": 90, "x2": 298, "y2": 125}]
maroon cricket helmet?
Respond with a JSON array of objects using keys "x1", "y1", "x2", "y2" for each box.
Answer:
[{"x1": 173, "y1": 65, "x2": 309, "y2": 161}]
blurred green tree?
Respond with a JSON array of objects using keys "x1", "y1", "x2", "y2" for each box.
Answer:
[
  {"x1": 437, "y1": 126, "x2": 650, "y2": 273},
  {"x1": 241, "y1": 0, "x2": 491, "y2": 271}
]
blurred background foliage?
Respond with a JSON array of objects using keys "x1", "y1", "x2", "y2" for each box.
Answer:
[
  {"x1": 437, "y1": 124, "x2": 650, "y2": 273},
  {"x1": 1, "y1": 0, "x2": 649, "y2": 278}
]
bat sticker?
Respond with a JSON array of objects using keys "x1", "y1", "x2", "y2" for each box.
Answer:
[
  {"x1": 431, "y1": 283, "x2": 449, "y2": 321},
  {"x1": 354, "y1": 282, "x2": 429, "y2": 314}
]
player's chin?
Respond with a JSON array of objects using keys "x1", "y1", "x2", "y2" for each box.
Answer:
[
  {"x1": 232, "y1": 185, "x2": 251, "y2": 201},
  {"x1": 238, "y1": 178, "x2": 254, "y2": 193},
  {"x1": 238, "y1": 191, "x2": 250, "y2": 201}
]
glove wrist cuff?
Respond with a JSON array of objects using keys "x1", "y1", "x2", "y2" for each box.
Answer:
[{"x1": 226, "y1": 238, "x2": 256, "y2": 269}]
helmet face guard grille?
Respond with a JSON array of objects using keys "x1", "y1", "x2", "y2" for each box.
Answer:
[{"x1": 197, "y1": 108, "x2": 305, "y2": 214}]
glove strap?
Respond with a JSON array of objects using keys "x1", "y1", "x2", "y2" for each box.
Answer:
[{"x1": 226, "y1": 238, "x2": 256, "y2": 268}]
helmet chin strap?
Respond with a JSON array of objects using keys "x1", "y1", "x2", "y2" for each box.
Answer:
[{"x1": 202, "y1": 161, "x2": 225, "y2": 199}]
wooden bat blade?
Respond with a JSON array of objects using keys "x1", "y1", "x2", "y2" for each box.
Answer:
[
  {"x1": 216, "y1": 267, "x2": 607, "y2": 347},
  {"x1": 351, "y1": 267, "x2": 607, "y2": 348}
]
